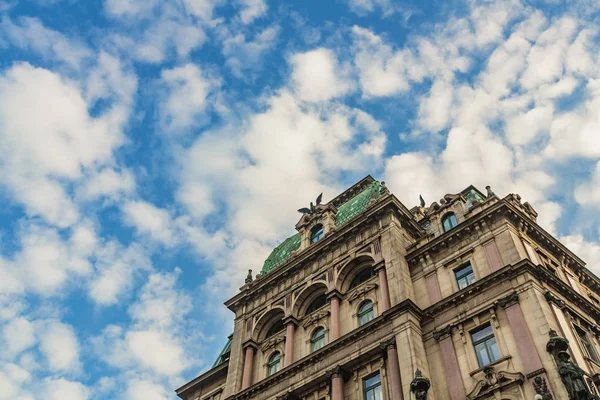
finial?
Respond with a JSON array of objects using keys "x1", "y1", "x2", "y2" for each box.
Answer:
[
  {"x1": 245, "y1": 269, "x2": 253, "y2": 284},
  {"x1": 419, "y1": 195, "x2": 425, "y2": 208},
  {"x1": 486, "y1": 185, "x2": 495, "y2": 198}
]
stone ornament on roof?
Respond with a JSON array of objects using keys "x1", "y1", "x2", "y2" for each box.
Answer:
[{"x1": 297, "y1": 193, "x2": 323, "y2": 215}]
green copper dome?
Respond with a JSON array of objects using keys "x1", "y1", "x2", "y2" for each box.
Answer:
[{"x1": 260, "y1": 181, "x2": 386, "y2": 275}]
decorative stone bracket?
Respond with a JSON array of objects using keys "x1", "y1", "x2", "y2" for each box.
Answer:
[{"x1": 497, "y1": 291, "x2": 519, "y2": 309}]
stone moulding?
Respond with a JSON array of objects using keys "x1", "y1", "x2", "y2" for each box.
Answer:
[{"x1": 467, "y1": 366, "x2": 524, "y2": 400}]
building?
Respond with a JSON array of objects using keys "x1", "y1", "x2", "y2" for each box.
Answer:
[{"x1": 176, "y1": 176, "x2": 600, "y2": 400}]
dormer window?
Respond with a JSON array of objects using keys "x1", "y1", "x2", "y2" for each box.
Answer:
[
  {"x1": 310, "y1": 224, "x2": 324, "y2": 244},
  {"x1": 442, "y1": 213, "x2": 458, "y2": 232}
]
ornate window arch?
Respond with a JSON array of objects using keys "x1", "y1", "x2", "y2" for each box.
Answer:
[
  {"x1": 357, "y1": 300, "x2": 375, "y2": 326},
  {"x1": 337, "y1": 255, "x2": 376, "y2": 293},
  {"x1": 254, "y1": 308, "x2": 286, "y2": 342},
  {"x1": 266, "y1": 351, "x2": 281, "y2": 376},
  {"x1": 442, "y1": 212, "x2": 458, "y2": 232},
  {"x1": 292, "y1": 282, "x2": 328, "y2": 317},
  {"x1": 310, "y1": 327, "x2": 326, "y2": 352},
  {"x1": 310, "y1": 224, "x2": 324, "y2": 244}
]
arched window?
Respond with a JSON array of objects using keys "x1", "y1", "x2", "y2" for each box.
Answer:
[
  {"x1": 310, "y1": 224, "x2": 324, "y2": 243},
  {"x1": 265, "y1": 319, "x2": 284, "y2": 338},
  {"x1": 358, "y1": 301, "x2": 374, "y2": 326},
  {"x1": 442, "y1": 213, "x2": 458, "y2": 232},
  {"x1": 310, "y1": 328, "x2": 326, "y2": 352},
  {"x1": 267, "y1": 352, "x2": 281, "y2": 376},
  {"x1": 306, "y1": 294, "x2": 327, "y2": 314},
  {"x1": 350, "y1": 268, "x2": 375, "y2": 289}
]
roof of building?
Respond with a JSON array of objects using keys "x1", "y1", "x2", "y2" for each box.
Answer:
[
  {"x1": 260, "y1": 179, "x2": 387, "y2": 275},
  {"x1": 212, "y1": 335, "x2": 232, "y2": 368}
]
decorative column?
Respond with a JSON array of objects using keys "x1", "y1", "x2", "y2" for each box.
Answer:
[
  {"x1": 432, "y1": 326, "x2": 466, "y2": 400},
  {"x1": 283, "y1": 316, "x2": 298, "y2": 367},
  {"x1": 326, "y1": 366, "x2": 348, "y2": 400},
  {"x1": 498, "y1": 292, "x2": 554, "y2": 399},
  {"x1": 374, "y1": 261, "x2": 391, "y2": 311},
  {"x1": 381, "y1": 338, "x2": 403, "y2": 400},
  {"x1": 327, "y1": 290, "x2": 342, "y2": 340},
  {"x1": 241, "y1": 340, "x2": 257, "y2": 390}
]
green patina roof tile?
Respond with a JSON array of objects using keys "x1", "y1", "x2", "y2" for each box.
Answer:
[
  {"x1": 334, "y1": 181, "x2": 385, "y2": 226},
  {"x1": 260, "y1": 233, "x2": 301, "y2": 274},
  {"x1": 212, "y1": 336, "x2": 232, "y2": 368},
  {"x1": 260, "y1": 181, "x2": 386, "y2": 275}
]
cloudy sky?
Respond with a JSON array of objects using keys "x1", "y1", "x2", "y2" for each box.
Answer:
[{"x1": 1, "y1": 0, "x2": 600, "y2": 398}]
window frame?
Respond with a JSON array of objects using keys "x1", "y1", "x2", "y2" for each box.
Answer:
[
  {"x1": 442, "y1": 213, "x2": 458, "y2": 232},
  {"x1": 454, "y1": 263, "x2": 476, "y2": 290},
  {"x1": 470, "y1": 323, "x2": 501, "y2": 367},
  {"x1": 358, "y1": 300, "x2": 375, "y2": 327},
  {"x1": 310, "y1": 224, "x2": 324, "y2": 244},
  {"x1": 363, "y1": 372, "x2": 383, "y2": 400},
  {"x1": 310, "y1": 327, "x2": 326, "y2": 352},
  {"x1": 267, "y1": 351, "x2": 281, "y2": 376},
  {"x1": 575, "y1": 325, "x2": 600, "y2": 364}
]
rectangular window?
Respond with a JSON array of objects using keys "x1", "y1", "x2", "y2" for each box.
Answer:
[
  {"x1": 455, "y1": 263, "x2": 476, "y2": 290},
  {"x1": 575, "y1": 325, "x2": 599, "y2": 363},
  {"x1": 471, "y1": 324, "x2": 501, "y2": 367},
  {"x1": 523, "y1": 240, "x2": 540, "y2": 264},
  {"x1": 363, "y1": 373, "x2": 382, "y2": 400},
  {"x1": 567, "y1": 274, "x2": 582, "y2": 294}
]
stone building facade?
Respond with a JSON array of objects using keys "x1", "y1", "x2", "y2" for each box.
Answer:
[{"x1": 176, "y1": 176, "x2": 600, "y2": 400}]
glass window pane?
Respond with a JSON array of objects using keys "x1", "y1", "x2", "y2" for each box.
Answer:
[
  {"x1": 475, "y1": 343, "x2": 490, "y2": 366},
  {"x1": 373, "y1": 385, "x2": 382, "y2": 400},
  {"x1": 488, "y1": 339, "x2": 501, "y2": 362},
  {"x1": 365, "y1": 374, "x2": 380, "y2": 388},
  {"x1": 471, "y1": 325, "x2": 493, "y2": 342}
]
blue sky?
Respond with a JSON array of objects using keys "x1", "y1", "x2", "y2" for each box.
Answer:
[{"x1": 1, "y1": 0, "x2": 600, "y2": 398}]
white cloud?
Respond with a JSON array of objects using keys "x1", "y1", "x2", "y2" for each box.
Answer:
[
  {"x1": 2, "y1": 317, "x2": 36, "y2": 356},
  {"x1": 126, "y1": 330, "x2": 187, "y2": 375},
  {"x1": 239, "y1": 0, "x2": 267, "y2": 24},
  {"x1": 89, "y1": 242, "x2": 152, "y2": 306},
  {"x1": 417, "y1": 79, "x2": 453, "y2": 133},
  {"x1": 561, "y1": 235, "x2": 600, "y2": 276},
  {"x1": 123, "y1": 201, "x2": 177, "y2": 245},
  {"x1": 221, "y1": 25, "x2": 279, "y2": 77},
  {"x1": 159, "y1": 63, "x2": 220, "y2": 132},
  {"x1": 0, "y1": 16, "x2": 92, "y2": 69},
  {"x1": 351, "y1": 26, "x2": 410, "y2": 96},
  {"x1": 290, "y1": 48, "x2": 353, "y2": 102},
  {"x1": 124, "y1": 379, "x2": 171, "y2": 400},
  {"x1": 575, "y1": 161, "x2": 600, "y2": 206},
  {"x1": 93, "y1": 270, "x2": 194, "y2": 376},
  {"x1": 104, "y1": 0, "x2": 161, "y2": 17},
  {"x1": 0, "y1": 63, "x2": 129, "y2": 227},
  {"x1": 77, "y1": 168, "x2": 135, "y2": 202},
  {"x1": 38, "y1": 321, "x2": 80, "y2": 373},
  {"x1": 43, "y1": 378, "x2": 89, "y2": 400}
]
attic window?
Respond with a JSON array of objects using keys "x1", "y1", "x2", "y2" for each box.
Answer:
[
  {"x1": 442, "y1": 213, "x2": 458, "y2": 232},
  {"x1": 310, "y1": 224, "x2": 324, "y2": 244}
]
